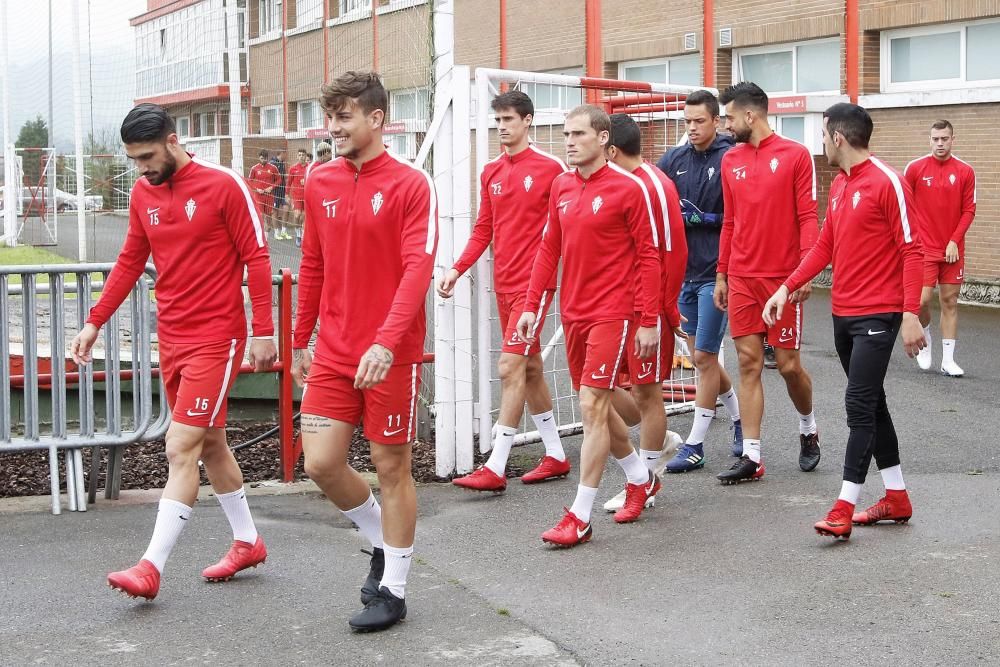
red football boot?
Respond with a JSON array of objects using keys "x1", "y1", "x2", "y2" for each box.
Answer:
[
  {"x1": 108, "y1": 559, "x2": 161, "y2": 600},
  {"x1": 613, "y1": 473, "x2": 662, "y2": 523},
  {"x1": 452, "y1": 466, "x2": 507, "y2": 492},
  {"x1": 202, "y1": 535, "x2": 267, "y2": 582},
  {"x1": 541, "y1": 508, "x2": 592, "y2": 548},
  {"x1": 814, "y1": 499, "x2": 854, "y2": 540},
  {"x1": 521, "y1": 456, "x2": 571, "y2": 484},
  {"x1": 853, "y1": 489, "x2": 912, "y2": 525}
]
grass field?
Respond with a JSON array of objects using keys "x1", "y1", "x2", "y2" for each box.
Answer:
[{"x1": 0, "y1": 246, "x2": 103, "y2": 288}]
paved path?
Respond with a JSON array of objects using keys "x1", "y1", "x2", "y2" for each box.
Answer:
[{"x1": 2, "y1": 289, "x2": 998, "y2": 665}]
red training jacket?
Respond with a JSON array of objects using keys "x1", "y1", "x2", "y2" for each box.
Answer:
[
  {"x1": 294, "y1": 150, "x2": 438, "y2": 366},
  {"x1": 784, "y1": 157, "x2": 924, "y2": 316},
  {"x1": 88, "y1": 157, "x2": 274, "y2": 342},
  {"x1": 248, "y1": 161, "x2": 280, "y2": 199},
  {"x1": 452, "y1": 145, "x2": 566, "y2": 294},
  {"x1": 718, "y1": 132, "x2": 818, "y2": 278},
  {"x1": 524, "y1": 162, "x2": 661, "y2": 326},
  {"x1": 633, "y1": 161, "x2": 688, "y2": 329},
  {"x1": 287, "y1": 162, "x2": 307, "y2": 204},
  {"x1": 903, "y1": 154, "x2": 976, "y2": 258}
]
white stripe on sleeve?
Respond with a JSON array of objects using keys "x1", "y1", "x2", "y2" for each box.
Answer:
[
  {"x1": 193, "y1": 158, "x2": 265, "y2": 247},
  {"x1": 869, "y1": 157, "x2": 912, "y2": 243}
]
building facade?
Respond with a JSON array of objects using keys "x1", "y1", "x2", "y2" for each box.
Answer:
[{"x1": 134, "y1": 0, "x2": 1000, "y2": 288}]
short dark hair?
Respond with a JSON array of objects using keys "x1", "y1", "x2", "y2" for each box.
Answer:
[
  {"x1": 258, "y1": 149, "x2": 269, "y2": 159},
  {"x1": 566, "y1": 104, "x2": 611, "y2": 135},
  {"x1": 684, "y1": 90, "x2": 720, "y2": 118},
  {"x1": 120, "y1": 103, "x2": 175, "y2": 144},
  {"x1": 719, "y1": 82, "x2": 768, "y2": 114},
  {"x1": 823, "y1": 103, "x2": 873, "y2": 149},
  {"x1": 297, "y1": 148, "x2": 307, "y2": 155},
  {"x1": 931, "y1": 119, "x2": 954, "y2": 134},
  {"x1": 491, "y1": 90, "x2": 534, "y2": 118},
  {"x1": 320, "y1": 70, "x2": 388, "y2": 123},
  {"x1": 608, "y1": 113, "x2": 642, "y2": 156}
]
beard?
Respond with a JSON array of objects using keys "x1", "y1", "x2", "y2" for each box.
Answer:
[
  {"x1": 145, "y1": 151, "x2": 177, "y2": 185},
  {"x1": 732, "y1": 126, "x2": 752, "y2": 143}
]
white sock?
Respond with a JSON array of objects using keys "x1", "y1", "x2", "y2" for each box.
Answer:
[
  {"x1": 484, "y1": 426, "x2": 516, "y2": 476},
  {"x1": 615, "y1": 450, "x2": 649, "y2": 484},
  {"x1": 141, "y1": 498, "x2": 192, "y2": 573},
  {"x1": 639, "y1": 449, "x2": 660, "y2": 472},
  {"x1": 880, "y1": 464, "x2": 905, "y2": 491},
  {"x1": 743, "y1": 438, "x2": 761, "y2": 463},
  {"x1": 531, "y1": 411, "x2": 565, "y2": 461},
  {"x1": 798, "y1": 411, "x2": 817, "y2": 436},
  {"x1": 568, "y1": 484, "x2": 598, "y2": 524},
  {"x1": 838, "y1": 480, "x2": 862, "y2": 505},
  {"x1": 719, "y1": 387, "x2": 740, "y2": 422},
  {"x1": 379, "y1": 543, "x2": 413, "y2": 599},
  {"x1": 942, "y1": 339, "x2": 956, "y2": 366},
  {"x1": 686, "y1": 407, "x2": 715, "y2": 445},
  {"x1": 281, "y1": 226, "x2": 288, "y2": 234},
  {"x1": 215, "y1": 487, "x2": 258, "y2": 544},
  {"x1": 923, "y1": 325, "x2": 932, "y2": 349},
  {"x1": 342, "y1": 491, "x2": 384, "y2": 549}
]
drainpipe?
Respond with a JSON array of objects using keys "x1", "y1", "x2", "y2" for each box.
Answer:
[
  {"x1": 845, "y1": 0, "x2": 859, "y2": 103},
  {"x1": 703, "y1": 0, "x2": 714, "y2": 87},
  {"x1": 585, "y1": 0, "x2": 602, "y2": 104}
]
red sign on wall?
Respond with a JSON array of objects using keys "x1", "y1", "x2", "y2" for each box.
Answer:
[
  {"x1": 383, "y1": 122, "x2": 407, "y2": 134},
  {"x1": 769, "y1": 96, "x2": 806, "y2": 114}
]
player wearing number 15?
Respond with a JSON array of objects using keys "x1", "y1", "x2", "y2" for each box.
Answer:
[
  {"x1": 291, "y1": 71, "x2": 438, "y2": 632},
  {"x1": 70, "y1": 104, "x2": 278, "y2": 601}
]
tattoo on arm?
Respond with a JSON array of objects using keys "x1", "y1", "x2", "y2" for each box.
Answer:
[
  {"x1": 366, "y1": 345, "x2": 393, "y2": 365},
  {"x1": 293, "y1": 349, "x2": 307, "y2": 364}
]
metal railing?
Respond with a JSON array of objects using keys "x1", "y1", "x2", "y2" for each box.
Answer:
[{"x1": 1, "y1": 263, "x2": 159, "y2": 514}]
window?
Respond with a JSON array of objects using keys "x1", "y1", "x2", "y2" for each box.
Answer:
[
  {"x1": 735, "y1": 39, "x2": 839, "y2": 95},
  {"x1": 259, "y1": 0, "x2": 282, "y2": 36},
  {"x1": 196, "y1": 111, "x2": 216, "y2": 137},
  {"x1": 176, "y1": 116, "x2": 190, "y2": 138},
  {"x1": 297, "y1": 100, "x2": 322, "y2": 129},
  {"x1": 339, "y1": 0, "x2": 371, "y2": 19},
  {"x1": 296, "y1": 0, "x2": 323, "y2": 26},
  {"x1": 387, "y1": 133, "x2": 417, "y2": 160},
  {"x1": 775, "y1": 116, "x2": 804, "y2": 144},
  {"x1": 261, "y1": 105, "x2": 283, "y2": 135},
  {"x1": 619, "y1": 56, "x2": 700, "y2": 86},
  {"x1": 519, "y1": 68, "x2": 584, "y2": 113},
  {"x1": 390, "y1": 88, "x2": 431, "y2": 122},
  {"x1": 884, "y1": 19, "x2": 1000, "y2": 91}
]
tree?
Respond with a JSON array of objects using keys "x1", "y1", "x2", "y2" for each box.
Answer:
[{"x1": 15, "y1": 116, "x2": 49, "y2": 149}]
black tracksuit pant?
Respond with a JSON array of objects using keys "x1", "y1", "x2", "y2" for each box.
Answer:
[{"x1": 832, "y1": 312, "x2": 903, "y2": 484}]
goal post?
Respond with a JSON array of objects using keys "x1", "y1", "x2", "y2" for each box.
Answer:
[{"x1": 470, "y1": 68, "x2": 718, "y2": 454}]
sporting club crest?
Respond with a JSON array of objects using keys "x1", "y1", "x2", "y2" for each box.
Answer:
[
  {"x1": 524, "y1": 175, "x2": 533, "y2": 192},
  {"x1": 372, "y1": 191, "x2": 384, "y2": 215},
  {"x1": 592, "y1": 196, "x2": 603, "y2": 214},
  {"x1": 852, "y1": 191, "x2": 861, "y2": 209},
  {"x1": 769, "y1": 158, "x2": 779, "y2": 173},
  {"x1": 949, "y1": 174, "x2": 956, "y2": 185},
  {"x1": 707, "y1": 167, "x2": 716, "y2": 181},
  {"x1": 184, "y1": 199, "x2": 196, "y2": 221}
]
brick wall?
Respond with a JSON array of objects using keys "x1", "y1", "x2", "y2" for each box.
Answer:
[
  {"x1": 455, "y1": 0, "x2": 500, "y2": 71},
  {"x1": 250, "y1": 39, "x2": 284, "y2": 107},
  {"x1": 714, "y1": 0, "x2": 842, "y2": 48},
  {"x1": 286, "y1": 30, "x2": 326, "y2": 101},
  {"x1": 506, "y1": 0, "x2": 584, "y2": 72},
  {"x1": 603, "y1": 0, "x2": 702, "y2": 63},
  {"x1": 869, "y1": 105, "x2": 1000, "y2": 282},
  {"x1": 378, "y1": 3, "x2": 433, "y2": 90}
]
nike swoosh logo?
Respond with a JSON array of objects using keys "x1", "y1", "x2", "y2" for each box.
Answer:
[
  {"x1": 867, "y1": 329, "x2": 886, "y2": 335},
  {"x1": 146, "y1": 207, "x2": 159, "y2": 214},
  {"x1": 185, "y1": 410, "x2": 209, "y2": 417},
  {"x1": 322, "y1": 198, "x2": 339, "y2": 207},
  {"x1": 590, "y1": 373, "x2": 609, "y2": 380},
  {"x1": 541, "y1": 417, "x2": 552, "y2": 422},
  {"x1": 559, "y1": 199, "x2": 572, "y2": 207},
  {"x1": 644, "y1": 481, "x2": 656, "y2": 497},
  {"x1": 576, "y1": 525, "x2": 589, "y2": 539},
  {"x1": 383, "y1": 428, "x2": 405, "y2": 437},
  {"x1": 179, "y1": 515, "x2": 188, "y2": 521},
  {"x1": 778, "y1": 335, "x2": 794, "y2": 343},
  {"x1": 637, "y1": 371, "x2": 652, "y2": 379},
  {"x1": 676, "y1": 170, "x2": 688, "y2": 175}
]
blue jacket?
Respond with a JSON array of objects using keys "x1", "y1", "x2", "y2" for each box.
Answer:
[{"x1": 657, "y1": 134, "x2": 734, "y2": 282}]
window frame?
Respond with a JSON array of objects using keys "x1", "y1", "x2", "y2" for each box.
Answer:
[
  {"x1": 296, "y1": 100, "x2": 322, "y2": 130},
  {"x1": 617, "y1": 55, "x2": 701, "y2": 87},
  {"x1": 881, "y1": 18, "x2": 1000, "y2": 93},
  {"x1": 258, "y1": 0, "x2": 283, "y2": 38},
  {"x1": 260, "y1": 104, "x2": 284, "y2": 136},
  {"x1": 733, "y1": 37, "x2": 841, "y2": 96}
]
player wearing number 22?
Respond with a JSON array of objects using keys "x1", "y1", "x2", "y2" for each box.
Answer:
[
  {"x1": 292, "y1": 71, "x2": 438, "y2": 632},
  {"x1": 70, "y1": 104, "x2": 278, "y2": 601}
]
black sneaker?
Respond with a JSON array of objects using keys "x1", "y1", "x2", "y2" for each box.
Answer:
[
  {"x1": 360, "y1": 547, "x2": 384, "y2": 605},
  {"x1": 717, "y1": 455, "x2": 765, "y2": 485},
  {"x1": 799, "y1": 432, "x2": 821, "y2": 472},
  {"x1": 764, "y1": 343, "x2": 777, "y2": 369},
  {"x1": 348, "y1": 586, "x2": 407, "y2": 632}
]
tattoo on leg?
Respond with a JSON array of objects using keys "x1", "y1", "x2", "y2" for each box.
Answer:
[{"x1": 300, "y1": 415, "x2": 333, "y2": 434}]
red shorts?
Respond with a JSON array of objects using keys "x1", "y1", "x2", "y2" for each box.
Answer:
[
  {"x1": 300, "y1": 358, "x2": 422, "y2": 445},
  {"x1": 923, "y1": 258, "x2": 964, "y2": 286},
  {"x1": 290, "y1": 197, "x2": 305, "y2": 211},
  {"x1": 728, "y1": 275, "x2": 802, "y2": 349},
  {"x1": 497, "y1": 289, "x2": 555, "y2": 356},
  {"x1": 620, "y1": 315, "x2": 672, "y2": 387},
  {"x1": 565, "y1": 319, "x2": 632, "y2": 391},
  {"x1": 159, "y1": 338, "x2": 246, "y2": 429},
  {"x1": 254, "y1": 195, "x2": 273, "y2": 217}
]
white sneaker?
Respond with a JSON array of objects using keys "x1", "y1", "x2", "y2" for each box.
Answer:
[
  {"x1": 651, "y1": 431, "x2": 683, "y2": 479},
  {"x1": 273, "y1": 229, "x2": 281, "y2": 240},
  {"x1": 604, "y1": 486, "x2": 653, "y2": 512},
  {"x1": 940, "y1": 361, "x2": 964, "y2": 377},
  {"x1": 916, "y1": 345, "x2": 932, "y2": 371}
]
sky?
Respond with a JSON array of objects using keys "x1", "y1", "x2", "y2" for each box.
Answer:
[{"x1": 1, "y1": 0, "x2": 145, "y2": 151}]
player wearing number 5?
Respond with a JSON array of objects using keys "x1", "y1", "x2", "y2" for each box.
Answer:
[
  {"x1": 70, "y1": 104, "x2": 278, "y2": 601},
  {"x1": 291, "y1": 72, "x2": 437, "y2": 632}
]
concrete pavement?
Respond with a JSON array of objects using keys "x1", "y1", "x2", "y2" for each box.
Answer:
[{"x1": 1, "y1": 292, "x2": 998, "y2": 665}]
